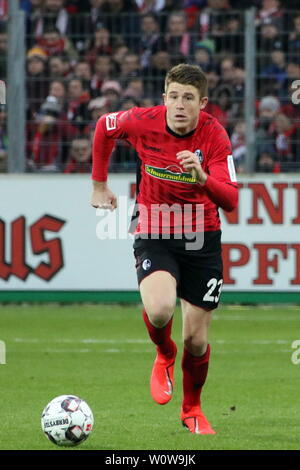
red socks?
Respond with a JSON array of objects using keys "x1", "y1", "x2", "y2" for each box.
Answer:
[
  {"x1": 181, "y1": 344, "x2": 210, "y2": 413},
  {"x1": 143, "y1": 309, "x2": 210, "y2": 412},
  {"x1": 142, "y1": 309, "x2": 175, "y2": 357}
]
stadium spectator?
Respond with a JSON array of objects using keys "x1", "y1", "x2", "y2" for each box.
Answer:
[
  {"x1": 35, "y1": 25, "x2": 78, "y2": 62},
  {"x1": 141, "y1": 96, "x2": 157, "y2": 107},
  {"x1": 230, "y1": 66, "x2": 245, "y2": 118},
  {"x1": 139, "y1": 12, "x2": 166, "y2": 68},
  {"x1": 123, "y1": 77, "x2": 145, "y2": 102},
  {"x1": 157, "y1": 0, "x2": 183, "y2": 32},
  {"x1": 255, "y1": 0, "x2": 284, "y2": 30},
  {"x1": 118, "y1": 53, "x2": 141, "y2": 87},
  {"x1": 218, "y1": 56, "x2": 236, "y2": 83},
  {"x1": 206, "y1": 68, "x2": 220, "y2": 94},
  {"x1": 90, "y1": 55, "x2": 115, "y2": 96},
  {"x1": 198, "y1": 0, "x2": 231, "y2": 40},
  {"x1": 288, "y1": 14, "x2": 300, "y2": 56},
  {"x1": 182, "y1": 0, "x2": 206, "y2": 30},
  {"x1": 26, "y1": 46, "x2": 49, "y2": 115},
  {"x1": 230, "y1": 120, "x2": 246, "y2": 173},
  {"x1": 64, "y1": 135, "x2": 92, "y2": 173},
  {"x1": 112, "y1": 44, "x2": 130, "y2": 74},
  {"x1": 25, "y1": 0, "x2": 44, "y2": 46},
  {"x1": 286, "y1": 58, "x2": 300, "y2": 81},
  {"x1": 210, "y1": 83, "x2": 235, "y2": 129},
  {"x1": 48, "y1": 79, "x2": 68, "y2": 109},
  {"x1": 256, "y1": 146, "x2": 278, "y2": 172},
  {"x1": 258, "y1": 95, "x2": 280, "y2": 120},
  {"x1": 135, "y1": 0, "x2": 166, "y2": 13},
  {"x1": 87, "y1": 96, "x2": 110, "y2": 122},
  {"x1": 260, "y1": 49, "x2": 287, "y2": 97},
  {"x1": 29, "y1": 0, "x2": 71, "y2": 45},
  {"x1": 120, "y1": 96, "x2": 140, "y2": 110},
  {"x1": 220, "y1": 13, "x2": 244, "y2": 58},
  {"x1": 74, "y1": 60, "x2": 93, "y2": 92},
  {"x1": 16, "y1": 2, "x2": 300, "y2": 174},
  {"x1": 87, "y1": 0, "x2": 107, "y2": 30},
  {"x1": 255, "y1": 95, "x2": 280, "y2": 158},
  {"x1": 274, "y1": 112, "x2": 300, "y2": 172},
  {"x1": 48, "y1": 53, "x2": 72, "y2": 79},
  {"x1": 100, "y1": 80, "x2": 122, "y2": 109},
  {"x1": 99, "y1": 0, "x2": 139, "y2": 52},
  {"x1": 164, "y1": 11, "x2": 193, "y2": 61},
  {"x1": 84, "y1": 25, "x2": 114, "y2": 69},
  {"x1": 28, "y1": 95, "x2": 76, "y2": 171},
  {"x1": 142, "y1": 50, "x2": 172, "y2": 99},
  {"x1": 257, "y1": 21, "x2": 286, "y2": 70},
  {"x1": 66, "y1": 78, "x2": 90, "y2": 130},
  {"x1": 193, "y1": 39, "x2": 216, "y2": 73}
]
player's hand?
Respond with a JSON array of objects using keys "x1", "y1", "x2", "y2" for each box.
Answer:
[
  {"x1": 176, "y1": 151, "x2": 207, "y2": 185},
  {"x1": 91, "y1": 182, "x2": 117, "y2": 211}
]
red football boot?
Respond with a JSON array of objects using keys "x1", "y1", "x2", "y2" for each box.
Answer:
[
  {"x1": 181, "y1": 406, "x2": 216, "y2": 435},
  {"x1": 150, "y1": 341, "x2": 177, "y2": 405}
]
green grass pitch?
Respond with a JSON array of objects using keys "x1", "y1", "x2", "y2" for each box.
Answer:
[{"x1": 0, "y1": 303, "x2": 299, "y2": 450}]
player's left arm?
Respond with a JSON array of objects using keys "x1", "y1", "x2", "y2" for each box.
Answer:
[{"x1": 177, "y1": 127, "x2": 238, "y2": 212}]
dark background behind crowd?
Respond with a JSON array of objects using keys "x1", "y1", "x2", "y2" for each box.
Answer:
[{"x1": 0, "y1": 0, "x2": 300, "y2": 174}]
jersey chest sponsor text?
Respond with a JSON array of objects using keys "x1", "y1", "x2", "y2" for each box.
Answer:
[{"x1": 145, "y1": 164, "x2": 197, "y2": 184}]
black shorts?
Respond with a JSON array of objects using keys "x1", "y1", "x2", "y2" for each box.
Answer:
[{"x1": 133, "y1": 231, "x2": 223, "y2": 310}]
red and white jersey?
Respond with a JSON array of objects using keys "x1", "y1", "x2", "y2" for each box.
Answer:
[{"x1": 92, "y1": 106, "x2": 238, "y2": 233}]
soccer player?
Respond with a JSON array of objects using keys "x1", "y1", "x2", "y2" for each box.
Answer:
[{"x1": 91, "y1": 64, "x2": 238, "y2": 435}]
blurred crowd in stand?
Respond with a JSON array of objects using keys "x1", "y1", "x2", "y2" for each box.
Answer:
[{"x1": 0, "y1": 0, "x2": 299, "y2": 174}]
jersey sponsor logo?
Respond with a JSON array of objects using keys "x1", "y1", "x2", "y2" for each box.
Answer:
[
  {"x1": 194, "y1": 149, "x2": 204, "y2": 163},
  {"x1": 227, "y1": 155, "x2": 237, "y2": 182},
  {"x1": 105, "y1": 113, "x2": 117, "y2": 131},
  {"x1": 145, "y1": 164, "x2": 197, "y2": 184}
]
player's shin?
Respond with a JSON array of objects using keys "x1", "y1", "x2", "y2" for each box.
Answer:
[
  {"x1": 181, "y1": 344, "x2": 210, "y2": 413},
  {"x1": 142, "y1": 309, "x2": 175, "y2": 357},
  {"x1": 143, "y1": 309, "x2": 177, "y2": 404}
]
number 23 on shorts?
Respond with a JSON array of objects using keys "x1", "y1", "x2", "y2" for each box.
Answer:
[{"x1": 203, "y1": 278, "x2": 223, "y2": 303}]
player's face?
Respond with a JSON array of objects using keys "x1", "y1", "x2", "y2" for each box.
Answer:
[{"x1": 163, "y1": 82, "x2": 208, "y2": 135}]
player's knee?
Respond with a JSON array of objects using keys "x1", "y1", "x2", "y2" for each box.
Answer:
[
  {"x1": 184, "y1": 336, "x2": 208, "y2": 356},
  {"x1": 146, "y1": 301, "x2": 174, "y2": 328}
]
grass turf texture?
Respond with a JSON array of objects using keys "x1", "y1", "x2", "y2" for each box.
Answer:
[{"x1": 0, "y1": 304, "x2": 299, "y2": 450}]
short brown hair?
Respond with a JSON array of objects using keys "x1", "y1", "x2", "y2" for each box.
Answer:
[{"x1": 165, "y1": 63, "x2": 208, "y2": 98}]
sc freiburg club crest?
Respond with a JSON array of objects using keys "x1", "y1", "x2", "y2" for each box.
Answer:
[{"x1": 195, "y1": 149, "x2": 204, "y2": 163}]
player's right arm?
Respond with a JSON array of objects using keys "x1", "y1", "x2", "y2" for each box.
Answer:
[{"x1": 91, "y1": 109, "x2": 137, "y2": 210}]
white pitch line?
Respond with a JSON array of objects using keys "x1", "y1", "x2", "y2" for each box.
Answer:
[
  {"x1": 44, "y1": 348, "x2": 153, "y2": 354},
  {"x1": 14, "y1": 337, "x2": 150, "y2": 344},
  {"x1": 13, "y1": 338, "x2": 294, "y2": 345}
]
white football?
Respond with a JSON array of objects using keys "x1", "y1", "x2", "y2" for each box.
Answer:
[{"x1": 41, "y1": 394, "x2": 94, "y2": 446}]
